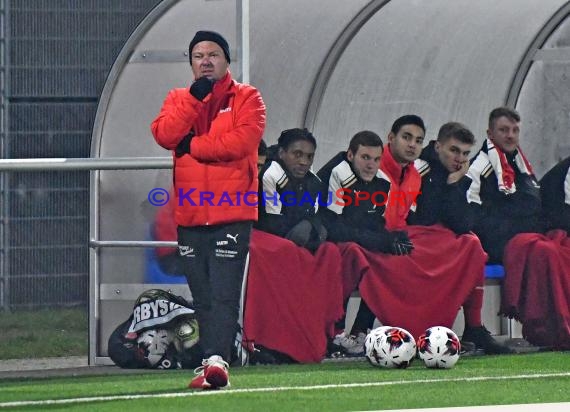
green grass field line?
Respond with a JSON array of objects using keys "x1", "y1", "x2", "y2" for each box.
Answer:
[{"x1": 0, "y1": 353, "x2": 568, "y2": 411}]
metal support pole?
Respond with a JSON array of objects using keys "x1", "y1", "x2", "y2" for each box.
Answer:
[
  {"x1": 236, "y1": 0, "x2": 250, "y2": 84},
  {"x1": 0, "y1": 0, "x2": 10, "y2": 311}
]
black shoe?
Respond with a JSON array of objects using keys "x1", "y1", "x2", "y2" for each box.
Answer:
[
  {"x1": 249, "y1": 345, "x2": 295, "y2": 365},
  {"x1": 458, "y1": 341, "x2": 483, "y2": 357},
  {"x1": 461, "y1": 326, "x2": 514, "y2": 355}
]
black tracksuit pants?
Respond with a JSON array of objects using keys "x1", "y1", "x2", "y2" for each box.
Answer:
[{"x1": 178, "y1": 221, "x2": 252, "y2": 361}]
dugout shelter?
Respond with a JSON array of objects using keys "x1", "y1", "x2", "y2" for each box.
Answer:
[{"x1": 90, "y1": 0, "x2": 570, "y2": 364}]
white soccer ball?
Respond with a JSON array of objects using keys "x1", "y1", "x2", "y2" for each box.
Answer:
[
  {"x1": 137, "y1": 328, "x2": 173, "y2": 367},
  {"x1": 417, "y1": 326, "x2": 461, "y2": 369},
  {"x1": 365, "y1": 326, "x2": 416, "y2": 368}
]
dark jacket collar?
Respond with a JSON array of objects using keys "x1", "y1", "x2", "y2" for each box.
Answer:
[{"x1": 420, "y1": 140, "x2": 448, "y2": 179}]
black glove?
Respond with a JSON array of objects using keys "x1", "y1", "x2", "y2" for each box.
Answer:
[
  {"x1": 304, "y1": 223, "x2": 328, "y2": 254},
  {"x1": 389, "y1": 230, "x2": 414, "y2": 256},
  {"x1": 189, "y1": 77, "x2": 214, "y2": 101},
  {"x1": 316, "y1": 224, "x2": 328, "y2": 243},
  {"x1": 175, "y1": 131, "x2": 194, "y2": 157},
  {"x1": 356, "y1": 231, "x2": 389, "y2": 252},
  {"x1": 285, "y1": 220, "x2": 312, "y2": 247}
]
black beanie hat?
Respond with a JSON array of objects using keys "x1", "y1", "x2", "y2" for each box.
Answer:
[{"x1": 188, "y1": 30, "x2": 230, "y2": 64}]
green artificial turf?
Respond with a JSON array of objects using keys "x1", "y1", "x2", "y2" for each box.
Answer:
[
  {"x1": 0, "y1": 308, "x2": 88, "y2": 359},
  {"x1": 0, "y1": 352, "x2": 568, "y2": 411}
]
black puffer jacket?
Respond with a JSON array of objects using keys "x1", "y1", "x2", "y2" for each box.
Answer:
[
  {"x1": 408, "y1": 141, "x2": 474, "y2": 234},
  {"x1": 256, "y1": 159, "x2": 326, "y2": 251},
  {"x1": 540, "y1": 156, "x2": 570, "y2": 232},
  {"x1": 317, "y1": 151, "x2": 394, "y2": 252}
]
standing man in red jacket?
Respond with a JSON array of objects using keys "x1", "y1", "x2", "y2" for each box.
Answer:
[{"x1": 151, "y1": 30, "x2": 266, "y2": 389}]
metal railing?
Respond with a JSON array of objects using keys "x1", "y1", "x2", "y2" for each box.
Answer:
[
  {"x1": 0, "y1": 157, "x2": 174, "y2": 311},
  {"x1": 0, "y1": 157, "x2": 172, "y2": 172}
]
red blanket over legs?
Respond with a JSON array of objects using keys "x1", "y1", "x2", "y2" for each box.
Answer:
[
  {"x1": 501, "y1": 230, "x2": 570, "y2": 349},
  {"x1": 242, "y1": 230, "x2": 345, "y2": 363},
  {"x1": 339, "y1": 225, "x2": 487, "y2": 339}
]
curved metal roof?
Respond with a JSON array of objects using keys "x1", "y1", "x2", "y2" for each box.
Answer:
[
  {"x1": 308, "y1": 0, "x2": 570, "y2": 169},
  {"x1": 93, "y1": 0, "x2": 570, "y2": 172}
]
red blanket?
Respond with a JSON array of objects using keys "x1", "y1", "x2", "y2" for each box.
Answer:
[
  {"x1": 242, "y1": 230, "x2": 345, "y2": 363},
  {"x1": 339, "y1": 225, "x2": 486, "y2": 339},
  {"x1": 501, "y1": 230, "x2": 570, "y2": 349}
]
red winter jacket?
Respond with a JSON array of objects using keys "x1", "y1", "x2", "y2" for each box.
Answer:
[{"x1": 151, "y1": 71, "x2": 266, "y2": 227}]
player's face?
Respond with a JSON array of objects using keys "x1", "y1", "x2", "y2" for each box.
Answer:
[
  {"x1": 347, "y1": 145, "x2": 383, "y2": 182},
  {"x1": 487, "y1": 116, "x2": 520, "y2": 154},
  {"x1": 191, "y1": 41, "x2": 229, "y2": 81},
  {"x1": 435, "y1": 137, "x2": 473, "y2": 173},
  {"x1": 257, "y1": 155, "x2": 267, "y2": 173},
  {"x1": 279, "y1": 140, "x2": 315, "y2": 179},
  {"x1": 388, "y1": 124, "x2": 424, "y2": 165}
]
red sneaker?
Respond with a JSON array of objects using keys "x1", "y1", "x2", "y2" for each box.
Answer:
[
  {"x1": 188, "y1": 355, "x2": 230, "y2": 390},
  {"x1": 188, "y1": 371, "x2": 212, "y2": 389}
]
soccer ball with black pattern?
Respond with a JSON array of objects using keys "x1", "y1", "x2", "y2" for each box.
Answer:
[
  {"x1": 364, "y1": 326, "x2": 416, "y2": 368},
  {"x1": 417, "y1": 326, "x2": 461, "y2": 369}
]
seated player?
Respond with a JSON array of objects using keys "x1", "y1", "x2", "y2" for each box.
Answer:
[
  {"x1": 242, "y1": 128, "x2": 344, "y2": 363},
  {"x1": 319, "y1": 117, "x2": 491, "y2": 354},
  {"x1": 540, "y1": 155, "x2": 570, "y2": 233},
  {"x1": 411, "y1": 121, "x2": 511, "y2": 354},
  {"x1": 255, "y1": 129, "x2": 327, "y2": 250},
  {"x1": 317, "y1": 130, "x2": 402, "y2": 356},
  {"x1": 467, "y1": 107, "x2": 570, "y2": 349},
  {"x1": 257, "y1": 138, "x2": 268, "y2": 172},
  {"x1": 256, "y1": 128, "x2": 327, "y2": 252}
]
